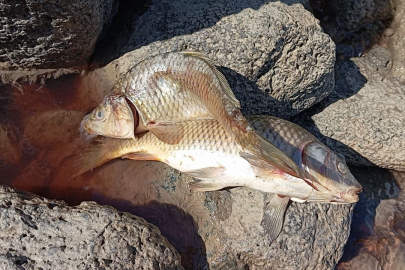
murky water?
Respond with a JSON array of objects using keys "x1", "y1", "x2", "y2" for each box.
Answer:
[{"x1": 337, "y1": 167, "x2": 405, "y2": 270}]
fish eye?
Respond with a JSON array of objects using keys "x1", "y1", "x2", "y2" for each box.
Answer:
[
  {"x1": 337, "y1": 161, "x2": 348, "y2": 174},
  {"x1": 96, "y1": 110, "x2": 104, "y2": 119}
]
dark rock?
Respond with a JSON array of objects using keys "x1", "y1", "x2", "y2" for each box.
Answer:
[
  {"x1": 337, "y1": 168, "x2": 405, "y2": 270},
  {"x1": 0, "y1": 0, "x2": 118, "y2": 72},
  {"x1": 0, "y1": 185, "x2": 183, "y2": 270},
  {"x1": 309, "y1": 0, "x2": 393, "y2": 58}
]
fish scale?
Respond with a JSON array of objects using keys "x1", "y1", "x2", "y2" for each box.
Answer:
[
  {"x1": 76, "y1": 118, "x2": 318, "y2": 199},
  {"x1": 248, "y1": 115, "x2": 313, "y2": 158},
  {"x1": 75, "y1": 115, "x2": 362, "y2": 245},
  {"x1": 106, "y1": 52, "x2": 303, "y2": 177}
]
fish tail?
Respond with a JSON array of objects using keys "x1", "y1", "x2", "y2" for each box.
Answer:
[{"x1": 71, "y1": 138, "x2": 116, "y2": 178}]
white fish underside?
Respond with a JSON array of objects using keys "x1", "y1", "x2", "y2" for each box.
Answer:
[{"x1": 161, "y1": 149, "x2": 313, "y2": 199}]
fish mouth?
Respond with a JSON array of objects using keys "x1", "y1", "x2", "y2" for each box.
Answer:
[
  {"x1": 306, "y1": 186, "x2": 362, "y2": 204},
  {"x1": 340, "y1": 187, "x2": 362, "y2": 203},
  {"x1": 79, "y1": 115, "x2": 98, "y2": 141},
  {"x1": 329, "y1": 187, "x2": 362, "y2": 204}
]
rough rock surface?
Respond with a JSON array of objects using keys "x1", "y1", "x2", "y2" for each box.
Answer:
[
  {"x1": 204, "y1": 188, "x2": 353, "y2": 269},
  {"x1": 295, "y1": 45, "x2": 405, "y2": 171},
  {"x1": 94, "y1": 0, "x2": 335, "y2": 118},
  {"x1": 0, "y1": 0, "x2": 118, "y2": 71},
  {"x1": 387, "y1": 0, "x2": 405, "y2": 81},
  {"x1": 0, "y1": 185, "x2": 182, "y2": 270},
  {"x1": 322, "y1": 0, "x2": 392, "y2": 31},
  {"x1": 309, "y1": 0, "x2": 393, "y2": 58}
]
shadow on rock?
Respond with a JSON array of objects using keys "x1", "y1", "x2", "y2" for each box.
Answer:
[
  {"x1": 219, "y1": 67, "x2": 282, "y2": 117},
  {"x1": 309, "y1": 0, "x2": 394, "y2": 59},
  {"x1": 91, "y1": 0, "x2": 311, "y2": 67},
  {"x1": 90, "y1": 195, "x2": 208, "y2": 270},
  {"x1": 291, "y1": 59, "x2": 371, "y2": 165},
  {"x1": 292, "y1": 59, "x2": 367, "y2": 120}
]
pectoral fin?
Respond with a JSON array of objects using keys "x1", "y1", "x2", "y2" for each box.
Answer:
[
  {"x1": 255, "y1": 134, "x2": 303, "y2": 178},
  {"x1": 149, "y1": 123, "x2": 184, "y2": 145},
  {"x1": 240, "y1": 152, "x2": 283, "y2": 177},
  {"x1": 261, "y1": 193, "x2": 290, "y2": 244}
]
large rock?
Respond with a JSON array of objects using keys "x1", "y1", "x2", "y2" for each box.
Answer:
[
  {"x1": 294, "y1": 45, "x2": 405, "y2": 171},
  {"x1": 0, "y1": 0, "x2": 118, "y2": 82},
  {"x1": 203, "y1": 189, "x2": 353, "y2": 269},
  {"x1": 93, "y1": 0, "x2": 335, "y2": 118},
  {"x1": 0, "y1": 185, "x2": 182, "y2": 270}
]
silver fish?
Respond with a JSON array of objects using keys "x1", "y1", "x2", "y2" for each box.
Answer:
[{"x1": 81, "y1": 51, "x2": 303, "y2": 178}]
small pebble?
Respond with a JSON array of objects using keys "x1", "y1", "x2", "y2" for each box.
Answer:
[{"x1": 384, "y1": 28, "x2": 394, "y2": 37}]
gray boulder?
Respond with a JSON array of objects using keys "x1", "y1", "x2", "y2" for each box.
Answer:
[
  {"x1": 0, "y1": 185, "x2": 182, "y2": 270},
  {"x1": 94, "y1": 0, "x2": 335, "y2": 118},
  {"x1": 0, "y1": 0, "x2": 118, "y2": 83},
  {"x1": 294, "y1": 45, "x2": 405, "y2": 171}
]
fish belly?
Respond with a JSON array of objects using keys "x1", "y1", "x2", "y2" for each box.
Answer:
[
  {"x1": 165, "y1": 150, "x2": 256, "y2": 185},
  {"x1": 248, "y1": 174, "x2": 313, "y2": 200}
]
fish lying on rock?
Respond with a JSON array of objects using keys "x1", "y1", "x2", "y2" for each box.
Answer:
[
  {"x1": 74, "y1": 115, "x2": 362, "y2": 242},
  {"x1": 81, "y1": 51, "x2": 302, "y2": 178},
  {"x1": 247, "y1": 115, "x2": 363, "y2": 240}
]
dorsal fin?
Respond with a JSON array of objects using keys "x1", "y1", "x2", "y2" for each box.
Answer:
[{"x1": 180, "y1": 51, "x2": 240, "y2": 107}]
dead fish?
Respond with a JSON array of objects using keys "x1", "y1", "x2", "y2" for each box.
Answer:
[
  {"x1": 74, "y1": 117, "x2": 362, "y2": 242},
  {"x1": 247, "y1": 115, "x2": 363, "y2": 241},
  {"x1": 81, "y1": 51, "x2": 302, "y2": 178},
  {"x1": 247, "y1": 115, "x2": 362, "y2": 201}
]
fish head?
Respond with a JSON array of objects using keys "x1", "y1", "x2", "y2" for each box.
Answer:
[
  {"x1": 80, "y1": 95, "x2": 135, "y2": 140},
  {"x1": 301, "y1": 141, "x2": 362, "y2": 204}
]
